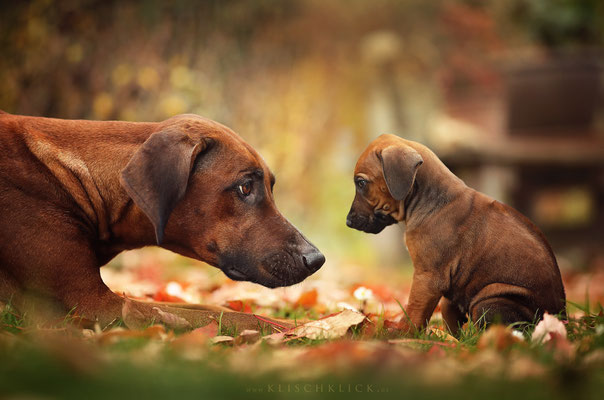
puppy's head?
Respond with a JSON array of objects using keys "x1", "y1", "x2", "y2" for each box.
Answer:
[
  {"x1": 120, "y1": 114, "x2": 324, "y2": 288},
  {"x1": 346, "y1": 134, "x2": 423, "y2": 233}
]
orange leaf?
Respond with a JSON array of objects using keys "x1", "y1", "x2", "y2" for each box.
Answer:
[
  {"x1": 226, "y1": 300, "x2": 253, "y2": 313},
  {"x1": 477, "y1": 325, "x2": 522, "y2": 351},
  {"x1": 295, "y1": 289, "x2": 318, "y2": 309},
  {"x1": 192, "y1": 321, "x2": 219, "y2": 337},
  {"x1": 153, "y1": 285, "x2": 186, "y2": 303}
]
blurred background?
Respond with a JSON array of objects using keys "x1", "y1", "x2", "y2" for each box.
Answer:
[{"x1": 1, "y1": 0, "x2": 603, "y2": 306}]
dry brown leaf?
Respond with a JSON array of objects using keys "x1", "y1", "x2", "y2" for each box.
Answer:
[
  {"x1": 211, "y1": 335, "x2": 234, "y2": 345},
  {"x1": 152, "y1": 307, "x2": 192, "y2": 330},
  {"x1": 98, "y1": 325, "x2": 168, "y2": 345},
  {"x1": 428, "y1": 327, "x2": 458, "y2": 343},
  {"x1": 290, "y1": 310, "x2": 366, "y2": 340},
  {"x1": 236, "y1": 329, "x2": 261, "y2": 345},
  {"x1": 121, "y1": 296, "x2": 149, "y2": 330},
  {"x1": 477, "y1": 325, "x2": 522, "y2": 351},
  {"x1": 262, "y1": 332, "x2": 286, "y2": 345}
]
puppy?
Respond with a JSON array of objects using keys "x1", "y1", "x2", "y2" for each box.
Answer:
[{"x1": 346, "y1": 134, "x2": 565, "y2": 334}]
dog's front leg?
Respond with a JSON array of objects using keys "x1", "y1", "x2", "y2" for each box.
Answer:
[{"x1": 396, "y1": 272, "x2": 441, "y2": 335}]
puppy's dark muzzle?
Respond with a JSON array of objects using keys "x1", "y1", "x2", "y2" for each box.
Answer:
[{"x1": 346, "y1": 211, "x2": 396, "y2": 234}]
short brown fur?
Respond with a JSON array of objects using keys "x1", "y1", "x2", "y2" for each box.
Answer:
[
  {"x1": 347, "y1": 134, "x2": 565, "y2": 335},
  {"x1": 0, "y1": 112, "x2": 324, "y2": 329}
]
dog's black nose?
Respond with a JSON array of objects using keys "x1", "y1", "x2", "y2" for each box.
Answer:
[{"x1": 303, "y1": 250, "x2": 325, "y2": 272}]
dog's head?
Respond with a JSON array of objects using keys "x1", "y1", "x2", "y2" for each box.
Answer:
[
  {"x1": 120, "y1": 115, "x2": 324, "y2": 288},
  {"x1": 346, "y1": 134, "x2": 423, "y2": 234}
]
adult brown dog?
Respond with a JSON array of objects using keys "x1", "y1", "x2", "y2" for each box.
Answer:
[
  {"x1": 0, "y1": 111, "x2": 324, "y2": 329},
  {"x1": 346, "y1": 134, "x2": 565, "y2": 335}
]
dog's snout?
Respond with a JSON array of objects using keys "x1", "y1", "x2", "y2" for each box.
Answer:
[
  {"x1": 346, "y1": 211, "x2": 357, "y2": 227},
  {"x1": 302, "y1": 250, "x2": 325, "y2": 272}
]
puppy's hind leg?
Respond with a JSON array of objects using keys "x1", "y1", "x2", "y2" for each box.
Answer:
[
  {"x1": 470, "y1": 297, "x2": 534, "y2": 328},
  {"x1": 441, "y1": 298, "x2": 467, "y2": 336},
  {"x1": 0, "y1": 267, "x2": 21, "y2": 311}
]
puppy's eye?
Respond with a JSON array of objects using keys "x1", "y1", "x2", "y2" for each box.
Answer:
[
  {"x1": 356, "y1": 179, "x2": 367, "y2": 189},
  {"x1": 237, "y1": 181, "x2": 252, "y2": 196}
]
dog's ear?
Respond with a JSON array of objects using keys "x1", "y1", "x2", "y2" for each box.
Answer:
[
  {"x1": 379, "y1": 145, "x2": 423, "y2": 201},
  {"x1": 120, "y1": 128, "x2": 213, "y2": 245}
]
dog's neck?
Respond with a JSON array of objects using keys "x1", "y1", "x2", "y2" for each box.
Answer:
[
  {"x1": 20, "y1": 115, "x2": 159, "y2": 253},
  {"x1": 402, "y1": 145, "x2": 466, "y2": 230}
]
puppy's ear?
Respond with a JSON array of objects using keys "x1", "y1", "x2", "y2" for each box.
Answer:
[
  {"x1": 379, "y1": 145, "x2": 423, "y2": 201},
  {"x1": 120, "y1": 128, "x2": 213, "y2": 245}
]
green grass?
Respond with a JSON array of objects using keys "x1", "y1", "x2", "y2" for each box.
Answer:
[
  {"x1": 1, "y1": 302, "x2": 604, "y2": 400},
  {"x1": 0, "y1": 303, "x2": 24, "y2": 334}
]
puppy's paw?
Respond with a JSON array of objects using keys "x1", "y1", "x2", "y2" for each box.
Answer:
[{"x1": 382, "y1": 320, "x2": 416, "y2": 339}]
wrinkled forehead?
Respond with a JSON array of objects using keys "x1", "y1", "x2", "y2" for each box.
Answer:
[
  {"x1": 178, "y1": 115, "x2": 275, "y2": 183},
  {"x1": 354, "y1": 143, "x2": 382, "y2": 177},
  {"x1": 221, "y1": 133, "x2": 275, "y2": 183}
]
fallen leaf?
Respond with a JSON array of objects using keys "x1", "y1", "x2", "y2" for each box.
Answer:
[
  {"x1": 477, "y1": 325, "x2": 522, "y2": 351},
  {"x1": 211, "y1": 335, "x2": 234, "y2": 345},
  {"x1": 98, "y1": 325, "x2": 168, "y2": 345},
  {"x1": 295, "y1": 289, "x2": 318, "y2": 309},
  {"x1": 290, "y1": 310, "x2": 366, "y2": 340},
  {"x1": 236, "y1": 329, "x2": 260, "y2": 345},
  {"x1": 532, "y1": 313, "x2": 567, "y2": 344},
  {"x1": 152, "y1": 307, "x2": 192, "y2": 330},
  {"x1": 226, "y1": 300, "x2": 253, "y2": 313},
  {"x1": 262, "y1": 332, "x2": 286, "y2": 345},
  {"x1": 122, "y1": 296, "x2": 149, "y2": 330},
  {"x1": 428, "y1": 327, "x2": 458, "y2": 343},
  {"x1": 192, "y1": 321, "x2": 219, "y2": 337}
]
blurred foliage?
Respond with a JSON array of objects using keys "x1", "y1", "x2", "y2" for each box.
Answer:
[
  {"x1": 1, "y1": 0, "x2": 601, "y2": 270},
  {"x1": 504, "y1": 0, "x2": 604, "y2": 49}
]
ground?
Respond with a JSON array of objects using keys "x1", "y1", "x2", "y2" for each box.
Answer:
[{"x1": 1, "y1": 248, "x2": 603, "y2": 400}]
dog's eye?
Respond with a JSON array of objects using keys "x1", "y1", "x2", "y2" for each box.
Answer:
[
  {"x1": 237, "y1": 181, "x2": 252, "y2": 196},
  {"x1": 356, "y1": 179, "x2": 367, "y2": 189}
]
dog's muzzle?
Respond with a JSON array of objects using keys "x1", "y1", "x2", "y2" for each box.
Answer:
[
  {"x1": 346, "y1": 211, "x2": 396, "y2": 234},
  {"x1": 261, "y1": 247, "x2": 325, "y2": 287}
]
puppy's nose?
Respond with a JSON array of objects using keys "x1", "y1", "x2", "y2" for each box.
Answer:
[
  {"x1": 346, "y1": 212, "x2": 355, "y2": 227},
  {"x1": 302, "y1": 250, "x2": 325, "y2": 273}
]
